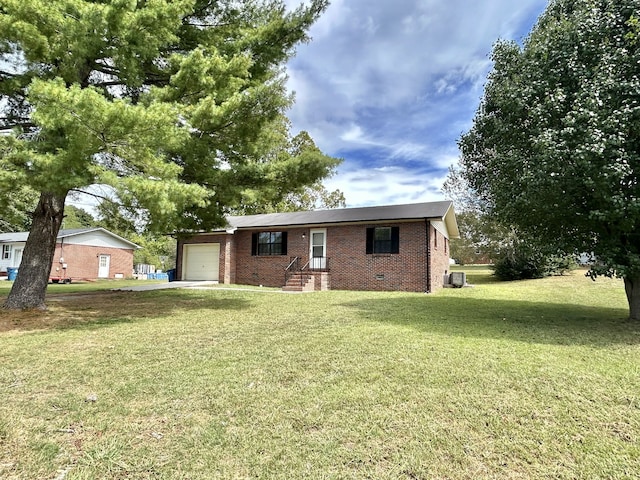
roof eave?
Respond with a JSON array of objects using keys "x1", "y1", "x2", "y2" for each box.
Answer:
[
  {"x1": 59, "y1": 227, "x2": 141, "y2": 249},
  {"x1": 202, "y1": 216, "x2": 448, "y2": 234},
  {"x1": 443, "y1": 203, "x2": 460, "y2": 239}
]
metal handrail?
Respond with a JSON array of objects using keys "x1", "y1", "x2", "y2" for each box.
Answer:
[
  {"x1": 284, "y1": 257, "x2": 330, "y2": 288},
  {"x1": 293, "y1": 260, "x2": 310, "y2": 287},
  {"x1": 284, "y1": 256, "x2": 300, "y2": 286},
  {"x1": 285, "y1": 256, "x2": 299, "y2": 272},
  {"x1": 308, "y1": 257, "x2": 330, "y2": 272}
]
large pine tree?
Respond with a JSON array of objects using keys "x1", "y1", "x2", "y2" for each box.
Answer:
[{"x1": 0, "y1": 0, "x2": 337, "y2": 309}]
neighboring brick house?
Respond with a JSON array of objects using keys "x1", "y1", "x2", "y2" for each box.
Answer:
[
  {"x1": 176, "y1": 201, "x2": 459, "y2": 292},
  {"x1": 0, "y1": 228, "x2": 138, "y2": 282}
]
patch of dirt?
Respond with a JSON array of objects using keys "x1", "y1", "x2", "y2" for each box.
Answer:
[
  {"x1": 0, "y1": 291, "x2": 131, "y2": 333},
  {"x1": 45, "y1": 290, "x2": 122, "y2": 302}
]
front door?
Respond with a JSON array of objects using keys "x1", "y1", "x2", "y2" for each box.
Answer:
[
  {"x1": 12, "y1": 248, "x2": 23, "y2": 267},
  {"x1": 309, "y1": 229, "x2": 327, "y2": 270},
  {"x1": 98, "y1": 254, "x2": 110, "y2": 278}
]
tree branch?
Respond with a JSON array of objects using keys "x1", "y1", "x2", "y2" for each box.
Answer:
[
  {"x1": 69, "y1": 188, "x2": 120, "y2": 205},
  {"x1": 185, "y1": 22, "x2": 233, "y2": 28},
  {"x1": 91, "y1": 80, "x2": 128, "y2": 88}
]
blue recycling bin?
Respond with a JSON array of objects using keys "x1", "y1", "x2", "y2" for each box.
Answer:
[
  {"x1": 167, "y1": 269, "x2": 176, "y2": 282},
  {"x1": 7, "y1": 267, "x2": 18, "y2": 281}
]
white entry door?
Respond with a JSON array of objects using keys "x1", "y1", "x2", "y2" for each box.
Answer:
[
  {"x1": 309, "y1": 229, "x2": 327, "y2": 270},
  {"x1": 12, "y1": 248, "x2": 23, "y2": 267},
  {"x1": 98, "y1": 254, "x2": 110, "y2": 278}
]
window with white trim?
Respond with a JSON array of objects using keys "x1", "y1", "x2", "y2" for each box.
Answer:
[{"x1": 2, "y1": 245, "x2": 11, "y2": 260}]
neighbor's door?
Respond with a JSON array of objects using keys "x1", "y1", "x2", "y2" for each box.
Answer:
[
  {"x1": 309, "y1": 228, "x2": 327, "y2": 270},
  {"x1": 98, "y1": 254, "x2": 110, "y2": 278},
  {"x1": 12, "y1": 248, "x2": 23, "y2": 267}
]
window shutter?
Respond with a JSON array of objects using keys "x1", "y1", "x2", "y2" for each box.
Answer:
[
  {"x1": 282, "y1": 232, "x2": 288, "y2": 255},
  {"x1": 390, "y1": 226, "x2": 400, "y2": 254},
  {"x1": 251, "y1": 233, "x2": 258, "y2": 256},
  {"x1": 366, "y1": 228, "x2": 374, "y2": 254}
]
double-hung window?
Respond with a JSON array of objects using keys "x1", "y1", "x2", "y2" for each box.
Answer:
[
  {"x1": 366, "y1": 226, "x2": 399, "y2": 254},
  {"x1": 1, "y1": 245, "x2": 11, "y2": 260},
  {"x1": 251, "y1": 232, "x2": 288, "y2": 256}
]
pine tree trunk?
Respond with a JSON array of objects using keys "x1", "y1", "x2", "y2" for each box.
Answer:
[
  {"x1": 3, "y1": 192, "x2": 66, "y2": 310},
  {"x1": 625, "y1": 276, "x2": 640, "y2": 322}
]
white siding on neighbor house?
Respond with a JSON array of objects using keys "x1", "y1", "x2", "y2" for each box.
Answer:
[
  {"x1": 63, "y1": 230, "x2": 135, "y2": 249},
  {"x1": 0, "y1": 229, "x2": 137, "y2": 275},
  {"x1": 0, "y1": 243, "x2": 24, "y2": 271}
]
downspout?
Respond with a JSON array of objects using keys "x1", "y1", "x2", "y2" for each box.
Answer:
[
  {"x1": 60, "y1": 236, "x2": 65, "y2": 279},
  {"x1": 425, "y1": 219, "x2": 432, "y2": 293},
  {"x1": 173, "y1": 234, "x2": 182, "y2": 281}
]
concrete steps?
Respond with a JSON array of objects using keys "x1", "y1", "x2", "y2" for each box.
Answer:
[{"x1": 282, "y1": 273, "x2": 314, "y2": 292}]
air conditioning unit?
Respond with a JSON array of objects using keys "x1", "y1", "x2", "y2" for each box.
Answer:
[{"x1": 450, "y1": 271, "x2": 466, "y2": 288}]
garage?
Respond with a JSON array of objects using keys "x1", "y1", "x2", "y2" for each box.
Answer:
[{"x1": 182, "y1": 243, "x2": 220, "y2": 281}]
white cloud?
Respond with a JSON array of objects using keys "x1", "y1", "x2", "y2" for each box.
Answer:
[
  {"x1": 340, "y1": 124, "x2": 366, "y2": 143},
  {"x1": 290, "y1": 0, "x2": 352, "y2": 40},
  {"x1": 285, "y1": 0, "x2": 549, "y2": 207},
  {"x1": 325, "y1": 164, "x2": 449, "y2": 208}
]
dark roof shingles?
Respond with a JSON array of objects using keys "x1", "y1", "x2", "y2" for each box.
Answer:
[{"x1": 226, "y1": 201, "x2": 453, "y2": 229}]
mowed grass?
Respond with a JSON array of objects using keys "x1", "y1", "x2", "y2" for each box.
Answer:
[{"x1": 0, "y1": 269, "x2": 638, "y2": 479}]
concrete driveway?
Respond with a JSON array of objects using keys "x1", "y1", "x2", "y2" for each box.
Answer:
[
  {"x1": 111, "y1": 281, "x2": 297, "y2": 293},
  {"x1": 112, "y1": 281, "x2": 220, "y2": 292}
]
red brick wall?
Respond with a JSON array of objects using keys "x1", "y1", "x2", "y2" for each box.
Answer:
[
  {"x1": 224, "y1": 235, "x2": 236, "y2": 284},
  {"x1": 326, "y1": 222, "x2": 429, "y2": 292},
  {"x1": 429, "y1": 226, "x2": 451, "y2": 290},
  {"x1": 233, "y1": 228, "x2": 308, "y2": 287},
  {"x1": 178, "y1": 221, "x2": 453, "y2": 292},
  {"x1": 50, "y1": 243, "x2": 134, "y2": 280}
]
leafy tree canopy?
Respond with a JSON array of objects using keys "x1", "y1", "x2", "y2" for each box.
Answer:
[
  {"x1": 442, "y1": 164, "x2": 507, "y2": 265},
  {"x1": 234, "y1": 129, "x2": 346, "y2": 214},
  {"x1": 458, "y1": 0, "x2": 640, "y2": 319},
  {"x1": 61, "y1": 205, "x2": 96, "y2": 230},
  {"x1": 0, "y1": 0, "x2": 334, "y2": 309},
  {"x1": 0, "y1": 185, "x2": 37, "y2": 233},
  {"x1": 94, "y1": 196, "x2": 176, "y2": 270},
  {"x1": 444, "y1": 162, "x2": 576, "y2": 276}
]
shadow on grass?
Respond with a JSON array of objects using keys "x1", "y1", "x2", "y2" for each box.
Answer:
[
  {"x1": 0, "y1": 289, "x2": 251, "y2": 333},
  {"x1": 344, "y1": 296, "x2": 636, "y2": 347}
]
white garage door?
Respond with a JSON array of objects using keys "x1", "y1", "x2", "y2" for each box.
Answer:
[{"x1": 182, "y1": 244, "x2": 220, "y2": 281}]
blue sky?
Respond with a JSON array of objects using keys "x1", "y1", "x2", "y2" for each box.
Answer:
[{"x1": 284, "y1": 0, "x2": 550, "y2": 207}]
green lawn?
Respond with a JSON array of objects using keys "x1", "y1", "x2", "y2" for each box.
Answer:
[
  {"x1": 0, "y1": 278, "x2": 170, "y2": 295},
  {"x1": 0, "y1": 270, "x2": 638, "y2": 479}
]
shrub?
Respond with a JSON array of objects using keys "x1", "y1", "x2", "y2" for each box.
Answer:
[
  {"x1": 544, "y1": 254, "x2": 578, "y2": 276},
  {"x1": 492, "y1": 250, "x2": 546, "y2": 281},
  {"x1": 492, "y1": 245, "x2": 577, "y2": 281}
]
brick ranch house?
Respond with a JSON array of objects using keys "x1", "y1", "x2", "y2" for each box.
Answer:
[
  {"x1": 0, "y1": 228, "x2": 139, "y2": 282},
  {"x1": 176, "y1": 201, "x2": 459, "y2": 292}
]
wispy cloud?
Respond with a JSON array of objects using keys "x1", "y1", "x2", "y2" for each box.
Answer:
[
  {"x1": 325, "y1": 164, "x2": 448, "y2": 207},
  {"x1": 286, "y1": 0, "x2": 549, "y2": 207}
]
